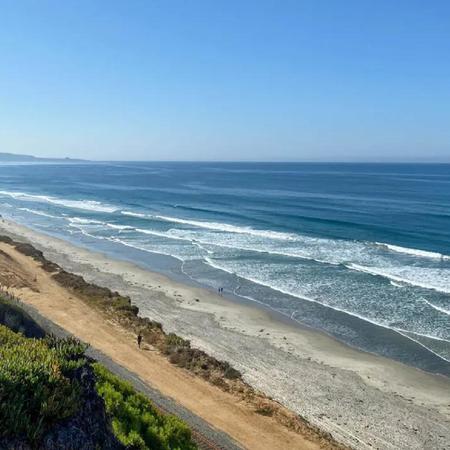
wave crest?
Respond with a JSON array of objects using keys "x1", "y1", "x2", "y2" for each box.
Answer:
[
  {"x1": 0, "y1": 190, "x2": 118, "y2": 213},
  {"x1": 346, "y1": 263, "x2": 450, "y2": 294},
  {"x1": 375, "y1": 242, "x2": 449, "y2": 261}
]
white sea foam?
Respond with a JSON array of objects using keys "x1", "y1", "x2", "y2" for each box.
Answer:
[
  {"x1": 64, "y1": 213, "x2": 450, "y2": 299},
  {"x1": 165, "y1": 228, "x2": 346, "y2": 264},
  {"x1": 134, "y1": 228, "x2": 189, "y2": 241},
  {"x1": 18, "y1": 208, "x2": 61, "y2": 219},
  {"x1": 202, "y1": 257, "x2": 450, "y2": 359},
  {"x1": 109, "y1": 237, "x2": 184, "y2": 261},
  {"x1": 192, "y1": 241, "x2": 214, "y2": 255},
  {"x1": 421, "y1": 299, "x2": 450, "y2": 316},
  {"x1": 121, "y1": 211, "x2": 147, "y2": 218},
  {"x1": 68, "y1": 217, "x2": 105, "y2": 225},
  {"x1": 68, "y1": 217, "x2": 137, "y2": 234},
  {"x1": 151, "y1": 215, "x2": 297, "y2": 240},
  {"x1": 124, "y1": 226, "x2": 335, "y2": 265},
  {"x1": 346, "y1": 263, "x2": 450, "y2": 294},
  {"x1": 394, "y1": 330, "x2": 450, "y2": 362},
  {"x1": 396, "y1": 328, "x2": 450, "y2": 343},
  {"x1": 70, "y1": 227, "x2": 107, "y2": 240},
  {"x1": 121, "y1": 209, "x2": 321, "y2": 243},
  {"x1": 376, "y1": 242, "x2": 450, "y2": 261},
  {"x1": 66, "y1": 217, "x2": 450, "y2": 297},
  {"x1": 67, "y1": 218, "x2": 310, "y2": 260},
  {"x1": 204, "y1": 256, "x2": 236, "y2": 275},
  {"x1": 0, "y1": 190, "x2": 118, "y2": 213},
  {"x1": 106, "y1": 223, "x2": 135, "y2": 231}
]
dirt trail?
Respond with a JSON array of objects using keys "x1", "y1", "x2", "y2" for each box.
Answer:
[{"x1": 0, "y1": 242, "x2": 322, "y2": 450}]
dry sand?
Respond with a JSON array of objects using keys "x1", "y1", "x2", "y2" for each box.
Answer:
[{"x1": 1, "y1": 218, "x2": 449, "y2": 449}]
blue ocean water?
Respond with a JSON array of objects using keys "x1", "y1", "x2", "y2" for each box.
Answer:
[{"x1": 0, "y1": 162, "x2": 449, "y2": 374}]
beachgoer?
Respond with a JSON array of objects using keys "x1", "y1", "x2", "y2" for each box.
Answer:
[{"x1": 137, "y1": 332, "x2": 143, "y2": 348}]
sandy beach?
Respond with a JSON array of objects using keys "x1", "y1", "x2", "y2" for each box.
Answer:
[{"x1": 1, "y1": 218, "x2": 449, "y2": 449}]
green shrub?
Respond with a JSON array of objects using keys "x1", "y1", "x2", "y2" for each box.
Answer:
[
  {"x1": 0, "y1": 325, "x2": 84, "y2": 443},
  {"x1": 93, "y1": 363, "x2": 197, "y2": 450},
  {"x1": 44, "y1": 334, "x2": 88, "y2": 372},
  {"x1": 165, "y1": 333, "x2": 190, "y2": 349}
]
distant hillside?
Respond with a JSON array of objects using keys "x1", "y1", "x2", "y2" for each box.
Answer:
[{"x1": 0, "y1": 152, "x2": 85, "y2": 162}]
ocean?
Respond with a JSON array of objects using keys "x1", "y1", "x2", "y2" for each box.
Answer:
[{"x1": 0, "y1": 161, "x2": 449, "y2": 375}]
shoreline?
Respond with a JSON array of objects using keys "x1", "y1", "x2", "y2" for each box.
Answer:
[
  {"x1": 7, "y1": 207, "x2": 450, "y2": 375},
  {"x1": 7, "y1": 210, "x2": 449, "y2": 375},
  {"x1": 1, "y1": 218, "x2": 450, "y2": 449},
  {"x1": 0, "y1": 226, "x2": 327, "y2": 450}
]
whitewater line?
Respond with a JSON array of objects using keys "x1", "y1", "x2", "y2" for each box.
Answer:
[
  {"x1": 201, "y1": 257, "x2": 450, "y2": 360},
  {"x1": 375, "y1": 241, "x2": 450, "y2": 261},
  {"x1": 346, "y1": 263, "x2": 450, "y2": 294},
  {"x1": 0, "y1": 190, "x2": 118, "y2": 213},
  {"x1": 421, "y1": 298, "x2": 450, "y2": 316}
]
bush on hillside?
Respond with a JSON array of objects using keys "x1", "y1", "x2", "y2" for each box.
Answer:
[
  {"x1": 0, "y1": 325, "x2": 197, "y2": 449},
  {"x1": 0, "y1": 326, "x2": 86, "y2": 443},
  {"x1": 93, "y1": 363, "x2": 197, "y2": 450}
]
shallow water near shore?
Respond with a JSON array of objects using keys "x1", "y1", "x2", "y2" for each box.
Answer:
[{"x1": 0, "y1": 161, "x2": 449, "y2": 375}]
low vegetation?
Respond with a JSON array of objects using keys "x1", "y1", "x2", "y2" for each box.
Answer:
[
  {"x1": 93, "y1": 363, "x2": 197, "y2": 450},
  {"x1": 0, "y1": 325, "x2": 86, "y2": 444},
  {"x1": 0, "y1": 322, "x2": 197, "y2": 449}
]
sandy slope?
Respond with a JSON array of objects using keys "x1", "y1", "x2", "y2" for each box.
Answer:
[
  {"x1": 1, "y1": 219, "x2": 450, "y2": 449},
  {"x1": 0, "y1": 241, "x2": 321, "y2": 450}
]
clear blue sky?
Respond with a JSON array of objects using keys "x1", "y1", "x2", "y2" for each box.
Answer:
[{"x1": 1, "y1": 0, "x2": 449, "y2": 161}]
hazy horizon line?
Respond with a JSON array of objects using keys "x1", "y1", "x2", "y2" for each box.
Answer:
[{"x1": 1, "y1": 151, "x2": 449, "y2": 164}]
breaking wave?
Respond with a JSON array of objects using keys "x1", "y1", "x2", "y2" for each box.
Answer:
[
  {"x1": 0, "y1": 190, "x2": 118, "y2": 213},
  {"x1": 376, "y1": 242, "x2": 449, "y2": 261},
  {"x1": 346, "y1": 263, "x2": 450, "y2": 294}
]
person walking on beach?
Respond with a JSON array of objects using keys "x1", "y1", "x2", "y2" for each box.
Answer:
[{"x1": 137, "y1": 332, "x2": 143, "y2": 349}]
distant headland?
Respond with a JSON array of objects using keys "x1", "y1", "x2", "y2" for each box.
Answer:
[{"x1": 0, "y1": 152, "x2": 86, "y2": 162}]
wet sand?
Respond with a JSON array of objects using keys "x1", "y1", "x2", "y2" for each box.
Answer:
[{"x1": 1, "y1": 218, "x2": 449, "y2": 449}]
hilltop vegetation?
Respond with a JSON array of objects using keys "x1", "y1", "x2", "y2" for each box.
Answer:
[
  {"x1": 0, "y1": 320, "x2": 197, "y2": 449},
  {"x1": 0, "y1": 326, "x2": 88, "y2": 445},
  {"x1": 94, "y1": 363, "x2": 197, "y2": 450}
]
